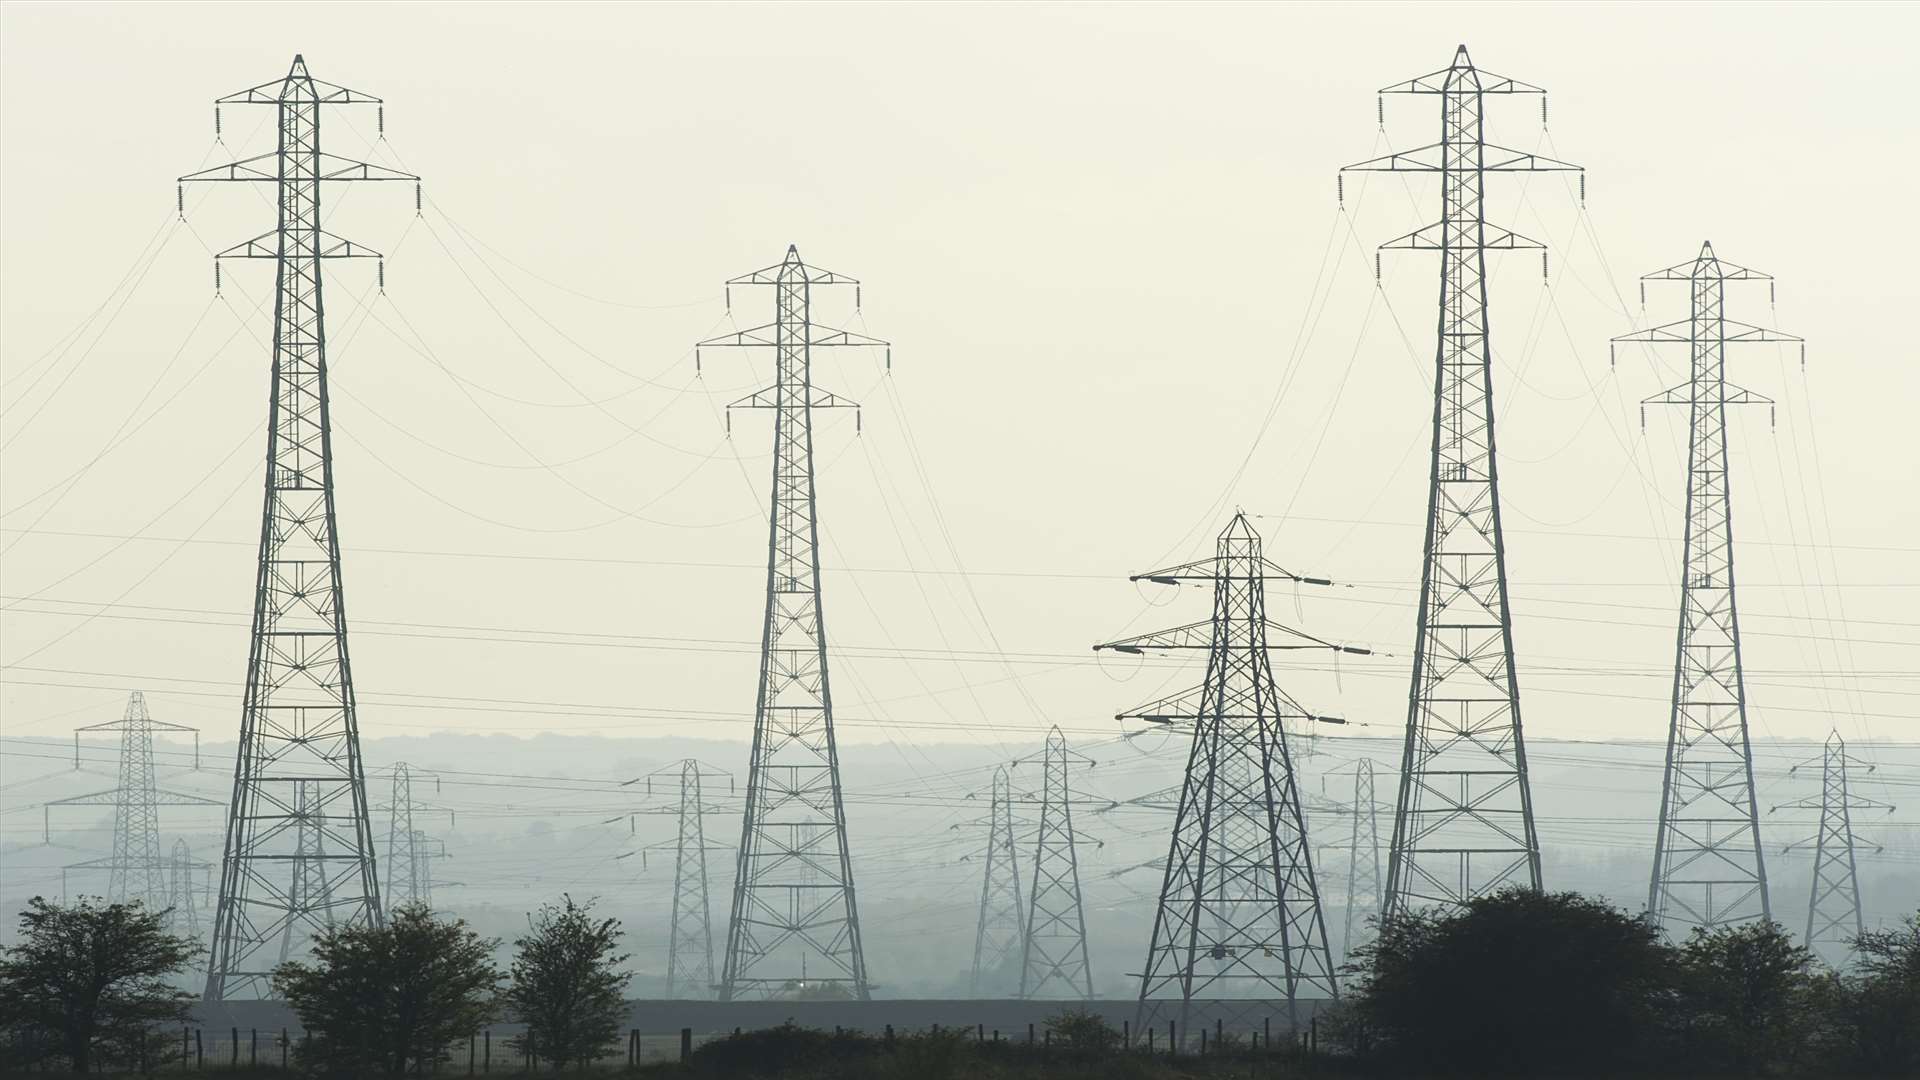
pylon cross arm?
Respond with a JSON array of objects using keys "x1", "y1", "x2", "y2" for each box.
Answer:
[
  {"x1": 217, "y1": 77, "x2": 380, "y2": 106},
  {"x1": 1342, "y1": 142, "x2": 1580, "y2": 174},
  {"x1": 1380, "y1": 64, "x2": 1545, "y2": 96},
  {"x1": 215, "y1": 230, "x2": 383, "y2": 261},
  {"x1": 1381, "y1": 222, "x2": 1545, "y2": 252},
  {"x1": 1613, "y1": 318, "x2": 1801, "y2": 346}
]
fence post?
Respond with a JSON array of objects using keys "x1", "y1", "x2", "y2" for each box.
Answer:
[
  {"x1": 1168, "y1": 1021, "x2": 1176, "y2": 1057},
  {"x1": 283, "y1": 1028, "x2": 290, "y2": 1069},
  {"x1": 528, "y1": 1029, "x2": 536, "y2": 1074},
  {"x1": 1122, "y1": 1019, "x2": 1129, "y2": 1048},
  {"x1": 194, "y1": 1028, "x2": 203, "y2": 1070},
  {"x1": 992, "y1": 1030, "x2": 1000, "y2": 1043},
  {"x1": 182, "y1": 1027, "x2": 190, "y2": 1068},
  {"x1": 1199, "y1": 1028, "x2": 1206, "y2": 1056},
  {"x1": 250, "y1": 1028, "x2": 257, "y2": 1066},
  {"x1": 680, "y1": 1028, "x2": 692, "y2": 1062},
  {"x1": 977, "y1": 1023, "x2": 984, "y2": 1042},
  {"x1": 230, "y1": 1027, "x2": 238, "y2": 1068},
  {"x1": 1147, "y1": 1026, "x2": 1154, "y2": 1053},
  {"x1": 1216, "y1": 1017, "x2": 1223, "y2": 1047},
  {"x1": 1264, "y1": 1016, "x2": 1271, "y2": 1054},
  {"x1": 483, "y1": 1029, "x2": 490, "y2": 1073},
  {"x1": 1311, "y1": 1015, "x2": 1319, "y2": 1053},
  {"x1": 884, "y1": 1024, "x2": 894, "y2": 1046},
  {"x1": 1027, "y1": 1023, "x2": 1034, "y2": 1045}
]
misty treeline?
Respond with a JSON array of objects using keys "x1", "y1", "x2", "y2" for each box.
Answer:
[
  {"x1": 2, "y1": 889, "x2": 1915, "y2": 1077},
  {"x1": 0, "y1": 893, "x2": 629, "y2": 1076},
  {"x1": 1326, "y1": 888, "x2": 1920, "y2": 1077}
]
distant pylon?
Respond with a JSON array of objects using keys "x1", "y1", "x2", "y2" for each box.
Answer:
[
  {"x1": 1343, "y1": 46, "x2": 1584, "y2": 913},
  {"x1": 1016, "y1": 727, "x2": 1094, "y2": 999},
  {"x1": 279, "y1": 781, "x2": 334, "y2": 963},
  {"x1": 1776, "y1": 732, "x2": 1891, "y2": 959},
  {"x1": 667, "y1": 760, "x2": 718, "y2": 1000},
  {"x1": 1343, "y1": 759, "x2": 1383, "y2": 966},
  {"x1": 168, "y1": 839, "x2": 204, "y2": 942},
  {"x1": 1096, "y1": 513, "x2": 1350, "y2": 1029},
  {"x1": 1616, "y1": 242, "x2": 1801, "y2": 932},
  {"x1": 697, "y1": 247, "x2": 890, "y2": 1002},
  {"x1": 969, "y1": 766, "x2": 1025, "y2": 997},
  {"x1": 47, "y1": 692, "x2": 218, "y2": 909},
  {"x1": 384, "y1": 763, "x2": 431, "y2": 908},
  {"x1": 185, "y1": 56, "x2": 417, "y2": 1001}
]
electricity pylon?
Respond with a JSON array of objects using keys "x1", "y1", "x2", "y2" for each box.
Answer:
[
  {"x1": 184, "y1": 56, "x2": 416, "y2": 1001},
  {"x1": 1777, "y1": 732, "x2": 1891, "y2": 960},
  {"x1": 1342, "y1": 45, "x2": 1582, "y2": 914},
  {"x1": 969, "y1": 766, "x2": 1025, "y2": 997},
  {"x1": 696, "y1": 247, "x2": 888, "y2": 1002},
  {"x1": 168, "y1": 839, "x2": 206, "y2": 942},
  {"x1": 1343, "y1": 759, "x2": 1383, "y2": 965},
  {"x1": 1017, "y1": 727, "x2": 1094, "y2": 999},
  {"x1": 630, "y1": 762, "x2": 730, "y2": 999},
  {"x1": 278, "y1": 780, "x2": 334, "y2": 963},
  {"x1": 1615, "y1": 242, "x2": 1800, "y2": 932},
  {"x1": 1096, "y1": 513, "x2": 1350, "y2": 1030},
  {"x1": 47, "y1": 692, "x2": 219, "y2": 908},
  {"x1": 637, "y1": 759, "x2": 730, "y2": 1000},
  {"x1": 381, "y1": 763, "x2": 452, "y2": 908}
]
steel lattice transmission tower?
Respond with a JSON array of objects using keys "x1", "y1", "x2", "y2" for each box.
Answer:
[
  {"x1": 1615, "y1": 242, "x2": 1800, "y2": 932},
  {"x1": 184, "y1": 56, "x2": 416, "y2": 1000},
  {"x1": 1343, "y1": 758, "x2": 1383, "y2": 966},
  {"x1": 385, "y1": 764, "x2": 425, "y2": 908},
  {"x1": 1097, "y1": 513, "x2": 1351, "y2": 1029},
  {"x1": 969, "y1": 766, "x2": 1025, "y2": 997},
  {"x1": 49, "y1": 692, "x2": 218, "y2": 908},
  {"x1": 1778, "y1": 732, "x2": 1890, "y2": 958},
  {"x1": 380, "y1": 763, "x2": 453, "y2": 909},
  {"x1": 278, "y1": 780, "x2": 335, "y2": 963},
  {"x1": 666, "y1": 759, "x2": 719, "y2": 1000},
  {"x1": 696, "y1": 246, "x2": 888, "y2": 1001},
  {"x1": 168, "y1": 839, "x2": 206, "y2": 942},
  {"x1": 631, "y1": 761, "x2": 730, "y2": 999},
  {"x1": 1017, "y1": 727, "x2": 1094, "y2": 999},
  {"x1": 1342, "y1": 46, "x2": 1583, "y2": 913}
]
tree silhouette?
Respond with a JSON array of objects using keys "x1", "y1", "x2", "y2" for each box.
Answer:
[{"x1": 0, "y1": 896, "x2": 199, "y2": 1074}]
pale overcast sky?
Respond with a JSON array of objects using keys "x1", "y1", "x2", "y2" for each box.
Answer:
[{"x1": 2, "y1": 1, "x2": 1915, "y2": 764}]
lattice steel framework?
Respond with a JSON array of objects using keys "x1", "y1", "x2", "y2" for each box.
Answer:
[
  {"x1": 1018, "y1": 727, "x2": 1093, "y2": 999},
  {"x1": 277, "y1": 780, "x2": 334, "y2": 963},
  {"x1": 667, "y1": 759, "x2": 719, "y2": 1000},
  {"x1": 1778, "y1": 732, "x2": 1889, "y2": 959},
  {"x1": 1343, "y1": 758, "x2": 1383, "y2": 965},
  {"x1": 1342, "y1": 45, "x2": 1583, "y2": 912},
  {"x1": 384, "y1": 764, "x2": 428, "y2": 908},
  {"x1": 49, "y1": 692, "x2": 218, "y2": 909},
  {"x1": 183, "y1": 56, "x2": 417, "y2": 1000},
  {"x1": 970, "y1": 766, "x2": 1025, "y2": 997},
  {"x1": 1097, "y1": 514, "x2": 1350, "y2": 1029},
  {"x1": 697, "y1": 247, "x2": 888, "y2": 1001},
  {"x1": 168, "y1": 839, "x2": 205, "y2": 942},
  {"x1": 1616, "y1": 242, "x2": 1799, "y2": 932}
]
